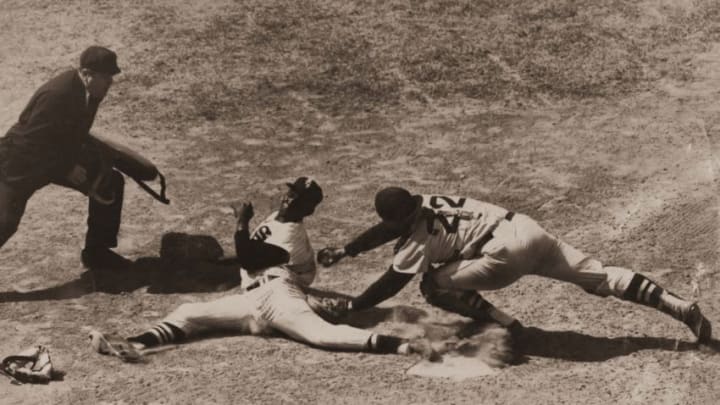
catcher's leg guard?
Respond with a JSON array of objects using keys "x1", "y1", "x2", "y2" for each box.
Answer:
[
  {"x1": 420, "y1": 274, "x2": 519, "y2": 328},
  {"x1": 621, "y1": 273, "x2": 712, "y2": 343}
]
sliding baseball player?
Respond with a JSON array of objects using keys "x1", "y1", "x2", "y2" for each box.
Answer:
[{"x1": 90, "y1": 178, "x2": 436, "y2": 361}]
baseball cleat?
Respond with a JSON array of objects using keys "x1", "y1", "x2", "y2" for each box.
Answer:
[
  {"x1": 683, "y1": 303, "x2": 712, "y2": 344},
  {"x1": 89, "y1": 330, "x2": 143, "y2": 362}
]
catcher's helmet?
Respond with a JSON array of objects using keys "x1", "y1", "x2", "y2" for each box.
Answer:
[
  {"x1": 286, "y1": 176, "x2": 323, "y2": 207},
  {"x1": 374, "y1": 186, "x2": 421, "y2": 224}
]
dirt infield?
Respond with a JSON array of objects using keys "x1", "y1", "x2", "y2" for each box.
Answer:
[{"x1": 2, "y1": 0, "x2": 720, "y2": 404}]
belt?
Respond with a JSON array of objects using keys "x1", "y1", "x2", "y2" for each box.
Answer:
[
  {"x1": 243, "y1": 274, "x2": 279, "y2": 292},
  {"x1": 473, "y1": 211, "x2": 515, "y2": 254}
]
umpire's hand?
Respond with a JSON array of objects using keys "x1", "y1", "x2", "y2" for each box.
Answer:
[{"x1": 66, "y1": 164, "x2": 88, "y2": 186}]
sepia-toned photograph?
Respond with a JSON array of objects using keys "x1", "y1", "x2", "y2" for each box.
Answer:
[{"x1": 1, "y1": 1, "x2": 718, "y2": 403}]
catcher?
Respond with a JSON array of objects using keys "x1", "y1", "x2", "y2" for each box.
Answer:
[
  {"x1": 0, "y1": 46, "x2": 168, "y2": 272},
  {"x1": 90, "y1": 178, "x2": 436, "y2": 361},
  {"x1": 317, "y1": 186, "x2": 712, "y2": 344}
]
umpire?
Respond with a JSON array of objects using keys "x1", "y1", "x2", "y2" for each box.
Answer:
[{"x1": 0, "y1": 46, "x2": 129, "y2": 270}]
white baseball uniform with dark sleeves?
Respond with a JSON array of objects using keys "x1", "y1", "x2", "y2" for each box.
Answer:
[
  {"x1": 157, "y1": 212, "x2": 373, "y2": 350},
  {"x1": 240, "y1": 210, "x2": 317, "y2": 289}
]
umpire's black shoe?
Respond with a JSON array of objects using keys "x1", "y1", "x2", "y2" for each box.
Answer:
[{"x1": 81, "y1": 247, "x2": 131, "y2": 270}]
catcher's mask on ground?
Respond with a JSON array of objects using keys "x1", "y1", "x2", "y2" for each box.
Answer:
[
  {"x1": 374, "y1": 186, "x2": 423, "y2": 233},
  {"x1": 281, "y1": 177, "x2": 323, "y2": 218}
]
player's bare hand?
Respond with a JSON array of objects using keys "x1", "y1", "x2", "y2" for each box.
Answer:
[
  {"x1": 230, "y1": 201, "x2": 254, "y2": 223},
  {"x1": 317, "y1": 247, "x2": 346, "y2": 267}
]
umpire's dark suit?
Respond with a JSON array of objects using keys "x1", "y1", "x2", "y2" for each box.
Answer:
[{"x1": 0, "y1": 68, "x2": 124, "y2": 252}]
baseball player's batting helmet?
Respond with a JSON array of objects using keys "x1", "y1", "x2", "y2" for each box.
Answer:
[{"x1": 374, "y1": 186, "x2": 421, "y2": 224}]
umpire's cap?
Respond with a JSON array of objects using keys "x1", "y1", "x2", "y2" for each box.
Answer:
[
  {"x1": 374, "y1": 186, "x2": 422, "y2": 224},
  {"x1": 287, "y1": 176, "x2": 323, "y2": 207},
  {"x1": 80, "y1": 46, "x2": 121, "y2": 75}
]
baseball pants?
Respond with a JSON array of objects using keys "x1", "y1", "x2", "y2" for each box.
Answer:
[
  {"x1": 163, "y1": 277, "x2": 373, "y2": 350},
  {"x1": 430, "y1": 213, "x2": 635, "y2": 298},
  {"x1": 0, "y1": 168, "x2": 124, "y2": 250},
  {"x1": 0, "y1": 180, "x2": 34, "y2": 248}
]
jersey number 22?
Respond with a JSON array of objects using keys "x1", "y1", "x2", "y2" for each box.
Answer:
[{"x1": 429, "y1": 195, "x2": 467, "y2": 234}]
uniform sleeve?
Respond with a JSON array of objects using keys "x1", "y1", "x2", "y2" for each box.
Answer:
[
  {"x1": 343, "y1": 222, "x2": 403, "y2": 257},
  {"x1": 234, "y1": 229, "x2": 290, "y2": 272},
  {"x1": 351, "y1": 265, "x2": 415, "y2": 310},
  {"x1": 392, "y1": 238, "x2": 430, "y2": 274},
  {"x1": 260, "y1": 225, "x2": 293, "y2": 256},
  {"x1": 26, "y1": 90, "x2": 82, "y2": 141}
]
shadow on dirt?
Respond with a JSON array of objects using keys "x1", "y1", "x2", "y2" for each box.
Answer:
[
  {"x1": 303, "y1": 298, "x2": 432, "y2": 329},
  {"x1": 0, "y1": 257, "x2": 242, "y2": 303},
  {"x1": 514, "y1": 326, "x2": 715, "y2": 362},
  {"x1": 323, "y1": 308, "x2": 720, "y2": 362},
  {"x1": 0, "y1": 233, "x2": 243, "y2": 303},
  {"x1": 343, "y1": 306, "x2": 431, "y2": 329}
]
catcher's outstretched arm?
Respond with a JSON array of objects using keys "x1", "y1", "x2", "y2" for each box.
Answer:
[
  {"x1": 351, "y1": 265, "x2": 414, "y2": 310},
  {"x1": 344, "y1": 222, "x2": 403, "y2": 257}
]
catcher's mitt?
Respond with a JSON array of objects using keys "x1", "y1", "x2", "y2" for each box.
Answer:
[
  {"x1": 1, "y1": 346, "x2": 59, "y2": 385},
  {"x1": 307, "y1": 295, "x2": 352, "y2": 322}
]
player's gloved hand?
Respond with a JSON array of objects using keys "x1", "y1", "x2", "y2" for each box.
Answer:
[
  {"x1": 307, "y1": 295, "x2": 352, "y2": 321},
  {"x1": 230, "y1": 201, "x2": 254, "y2": 224},
  {"x1": 317, "y1": 247, "x2": 346, "y2": 267}
]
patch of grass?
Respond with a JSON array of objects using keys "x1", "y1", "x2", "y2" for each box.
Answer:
[{"x1": 118, "y1": 0, "x2": 720, "y2": 122}]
